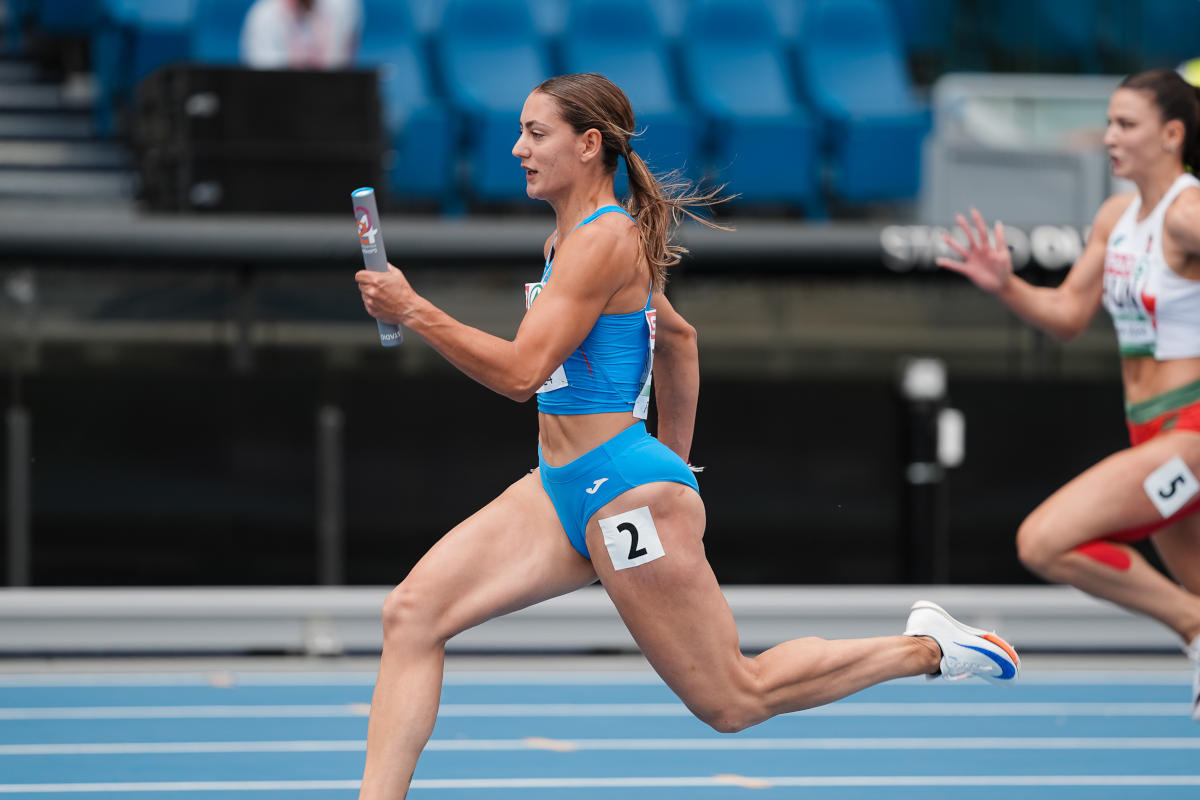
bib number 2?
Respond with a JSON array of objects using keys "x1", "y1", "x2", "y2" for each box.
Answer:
[{"x1": 598, "y1": 506, "x2": 665, "y2": 571}]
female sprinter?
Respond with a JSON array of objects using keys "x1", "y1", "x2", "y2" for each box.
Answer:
[
  {"x1": 355, "y1": 73, "x2": 1020, "y2": 797},
  {"x1": 938, "y1": 69, "x2": 1200, "y2": 719}
]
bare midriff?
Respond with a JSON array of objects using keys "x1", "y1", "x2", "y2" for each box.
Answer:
[
  {"x1": 538, "y1": 410, "x2": 639, "y2": 467},
  {"x1": 1122, "y1": 356, "x2": 1200, "y2": 405}
]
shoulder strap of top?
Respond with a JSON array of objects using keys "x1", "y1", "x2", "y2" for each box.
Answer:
[
  {"x1": 544, "y1": 232, "x2": 558, "y2": 271},
  {"x1": 1138, "y1": 173, "x2": 1200, "y2": 225},
  {"x1": 1113, "y1": 193, "x2": 1141, "y2": 233},
  {"x1": 1160, "y1": 172, "x2": 1200, "y2": 212},
  {"x1": 577, "y1": 206, "x2": 651, "y2": 311},
  {"x1": 545, "y1": 205, "x2": 635, "y2": 273},
  {"x1": 574, "y1": 204, "x2": 634, "y2": 230}
]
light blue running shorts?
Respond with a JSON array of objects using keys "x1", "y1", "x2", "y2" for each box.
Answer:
[{"x1": 538, "y1": 421, "x2": 700, "y2": 558}]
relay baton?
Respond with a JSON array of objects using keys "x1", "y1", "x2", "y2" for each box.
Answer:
[{"x1": 351, "y1": 187, "x2": 403, "y2": 347}]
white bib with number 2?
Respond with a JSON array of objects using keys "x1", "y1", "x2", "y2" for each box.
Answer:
[
  {"x1": 599, "y1": 506, "x2": 665, "y2": 570},
  {"x1": 1143, "y1": 455, "x2": 1200, "y2": 518}
]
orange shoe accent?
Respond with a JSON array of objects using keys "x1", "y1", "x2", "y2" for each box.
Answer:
[{"x1": 982, "y1": 633, "x2": 1020, "y2": 668}]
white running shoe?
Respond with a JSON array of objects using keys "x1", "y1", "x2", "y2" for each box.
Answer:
[{"x1": 904, "y1": 600, "x2": 1020, "y2": 685}]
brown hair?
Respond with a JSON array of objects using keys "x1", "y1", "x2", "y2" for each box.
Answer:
[
  {"x1": 1120, "y1": 69, "x2": 1200, "y2": 173},
  {"x1": 535, "y1": 73, "x2": 729, "y2": 292}
]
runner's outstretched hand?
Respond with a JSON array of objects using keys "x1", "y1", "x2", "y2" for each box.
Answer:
[{"x1": 936, "y1": 208, "x2": 1012, "y2": 294}]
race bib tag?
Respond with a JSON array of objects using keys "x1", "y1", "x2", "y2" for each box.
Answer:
[
  {"x1": 525, "y1": 281, "x2": 567, "y2": 393},
  {"x1": 633, "y1": 308, "x2": 656, "y2": 420},
  {"x1": 538, "y1": 366, "x2": 568, "y2": 393},
  {"x1": 599, "y1": 506, "x2": 665, "y2": 571},
  {"x1": 1143, "y1": 455, "x2": 1200, "y2": 518},
  {"x1": 1103, "y1": 253, "x2": 1157, "y2": 355},
  {"x1": 524, "y1": 281, "x2": 543, "y2": 308}
]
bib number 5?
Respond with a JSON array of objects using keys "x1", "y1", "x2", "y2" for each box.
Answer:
[
  {"x1": 599, "y1": 506, "x2": 665, "y2": 571},
  {"x1": 1143, "y1": 455, "x2": 1200, "y2": 519}
]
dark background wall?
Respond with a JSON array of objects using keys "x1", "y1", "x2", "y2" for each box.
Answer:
[{"x1": 0, "y1": 367, "x2": 1142, "y2": 587}]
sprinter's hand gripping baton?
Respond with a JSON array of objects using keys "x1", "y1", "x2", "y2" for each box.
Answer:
[{"x1": 352, "y1": 187, "x2": 403, "y2": 347}]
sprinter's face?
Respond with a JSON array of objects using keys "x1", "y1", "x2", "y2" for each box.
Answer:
[
  {"x1": 1103, "y1": 88, "x2": 1177, "y2": 179},
  {"x1": 513, "y1": 91, "x2": 584, "y2": 201}
]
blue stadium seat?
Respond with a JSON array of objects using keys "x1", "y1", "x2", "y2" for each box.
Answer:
[
  {"x1": 1131, "y1": 0, "x2": 1200, "y2": 69},
  {"x1": 986, "y1": 0, "x2": 1101, "y2": 73},
  {"x1": 795, "y1": 0, "x2": 931, "y2": 204},
  {"x1": 884, "y1": 0, "x2": 955, "y2": 78},
  {"x1": 5, "y1": 0, "x2": 39, "y2": 51},
  {"x1": 36, "y1": 0, "x2": 103, "y2": 35},
  {"x1": 560, "y1": 0, "x2": 701, "y2": 196},
  {"x1": 644, "y1": 0, "x2": 685, "y2": 40},
  {"x1": 356, "y1": 0, "x2": 456, "y2": 207},
  {"x1": 526, "y1": 0, "x2": 568, "y2": 39},
  {"x1": 191, "y1": 0, "x2": 254, "y2": 65},
  {"x1": 678, "y1": 0, "x2": 821, "y2": 214},
  {"x1": 91, "y1": 0, "x2": 196, "y2": 135},
  {"x1": 885, "y1": 0, "x2": 953, "y2": 56},
  {"x1": 437, "y1": 0, "x2": 551, "y2": 204},
  {"x1": 650, "y1": 0, "x2": 797, "y2": 41}
]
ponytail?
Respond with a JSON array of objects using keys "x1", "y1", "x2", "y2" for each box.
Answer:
[
  {"x1": 536, "y1": 73, "x2": 731, "y2": 293},
  {"x1": 623, "y1": 147, "x2": 729, "y2": 293}
]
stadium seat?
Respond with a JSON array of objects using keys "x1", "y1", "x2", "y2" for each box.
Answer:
[
  {"x1": 795, "y1": 0, "x2": 931, "y2": 204},
  {"x1": 91, "y1": 0, "x2": 196, "y2": 135},
  {"x1": 5, "y1": 0, "x2": 37, "y2": 51},
  {"x1": 1130, "y1": 0, "x2": 1200, "y2": 70},
  {"x1": 356, "y1": 0, "x2": 455, "y2": 207},
  {"x1": 985, "y1": 0, "x2": 1101, "y2": 73},
  {"x1": 885, "y1": 0, "x2": 953, "y2": 53},
  {"x1": 560, "y1": 0, "x2": 701, "y2": 196},
  {"x1": 36, "y1": 0, "x2": 104, "y2": 36},
  {"x1": 883, "y1": 0, "x2": 954, "y2": 78},
  {"x1": 678, "y1": 0, "x2": 822, "y2": 214},
  {"x1": 191, "y1": 0, "x2": 254, "y2": 65},
  {"x1": 644, "y1": 0, "x2": 685, "y2": 40},
  {"x1": 437, "y1": 0, "x2": 552, "y2": 204}
]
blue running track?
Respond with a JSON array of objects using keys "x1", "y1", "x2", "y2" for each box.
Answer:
[{"x1": 0, "y1": 658, "x2": 1196, "y2": 798}]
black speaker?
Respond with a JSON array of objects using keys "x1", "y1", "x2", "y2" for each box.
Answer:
[
  {"x1": 135, "y1": 64, "x2": 384, "y2": 212},
  {"x1": 140, "y1": 143, "x2": 380, "y2": 213}
]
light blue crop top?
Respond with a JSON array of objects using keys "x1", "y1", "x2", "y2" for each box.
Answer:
[{"x1": 526, "y1": 205, "x2": 655, "y2": 417}]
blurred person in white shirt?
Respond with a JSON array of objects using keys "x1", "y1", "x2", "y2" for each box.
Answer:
[{"x1": 240, "y1": 0, "x2": 362, "y2": 69}]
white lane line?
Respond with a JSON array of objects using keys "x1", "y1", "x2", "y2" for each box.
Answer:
[
  {"x1": 0, "y1": 674, "x2": 378, "y2": 688},
  {"x1": 0, "y1": 741, "x2": 368, "y2": 755},
  {"x1": 0, "y1": 701, "x2": 1191, "y2": 719},
  {"x1": 443, "y1": 736, "x2": 1200, "y2": 750},
  {"x1": 433, "y1": 702, "x2": 1194, "y2": 717},
  {"x1": 0, "y1": 705, "x2": 372, "y2": 720},
  {"x1": 3, "y1": 737, "x2": 1200, "y2": 755},
  {"x1": 1, "y1": 775, "x2": 1199, "y2": 792},
  {"x1": 0, "y1": 671, "x2": 1187, "y2": 687},
  {"x1": 411, "y1": 776, "x2": 1200, "y2": 789},
  {"x1": 788, "y1": 702, "x2": 1193, "y2": 717},
  {"x1": 1003, "y1": 673, "x2": 1191, "y2": 685},
  {"x1": 0, "y1": 780, "x2": 361, "y2": 793}
]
